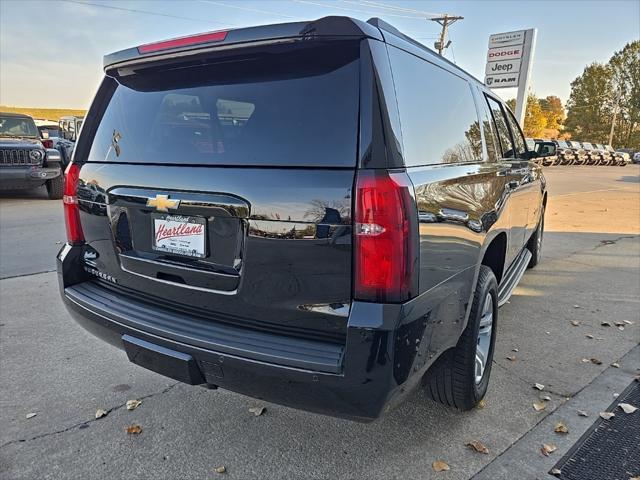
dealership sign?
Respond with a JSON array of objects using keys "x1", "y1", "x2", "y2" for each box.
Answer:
[{"x1": 485, "y1": 28, "x2": 537, "y2": 124}]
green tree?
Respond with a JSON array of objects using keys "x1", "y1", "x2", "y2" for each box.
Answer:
[
  {"x1": 608, "y1": 40, "x2": 640, "y2": 148},
  {"x1": 564, "y1": 63, "x2": 613, "y2": 142},
  {"x1": 506, "y1": 94, "x2": 547, "y2": 137},
  {"x1": 539, "y1": 96, "x2": 565, "y2": 130}
]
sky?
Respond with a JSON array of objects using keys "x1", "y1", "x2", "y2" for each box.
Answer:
[{"x1": 1, "y1": 0, "x2": 638, "y2": 109}]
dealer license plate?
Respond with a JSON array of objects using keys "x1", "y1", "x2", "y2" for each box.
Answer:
[{"x1": 152, "y1": 214, "x2": 206, "y2": 258}]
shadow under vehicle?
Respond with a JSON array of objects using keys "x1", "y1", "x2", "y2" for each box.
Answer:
[
  {"x1": 57, "y1": 16, "x2": 548, "y2": 421},
  {"x1": 0, "y1": 112, "x2": 65, "y2": 199}
]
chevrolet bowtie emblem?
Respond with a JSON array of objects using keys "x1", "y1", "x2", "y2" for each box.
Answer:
[{"x1": 146, "y1": 194, "x2": 180, "y2": 212}]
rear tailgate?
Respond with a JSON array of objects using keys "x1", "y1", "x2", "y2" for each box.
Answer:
[{"x1": 74, "y1": 40, "x2": 361, "y2": 343}]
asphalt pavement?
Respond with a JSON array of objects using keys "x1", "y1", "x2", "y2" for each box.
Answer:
[{"x1": 1, "y1": 166, "x2": 639, "y2": 480}]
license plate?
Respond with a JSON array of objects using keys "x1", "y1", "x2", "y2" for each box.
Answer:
[{"x1": 152, "y1": 214, "x2": 206, "y2": 258}]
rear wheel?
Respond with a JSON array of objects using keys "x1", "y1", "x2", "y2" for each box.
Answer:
[
  {"x1": 423, "y1": 265, "x2": 498, "y2": 411},
  {"x1": 46, "y1": 173, "x2": 64, "y2": 200}
]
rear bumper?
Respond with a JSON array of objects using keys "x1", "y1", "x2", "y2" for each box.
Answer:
[
  {"x1": 58, "y1": 244, "x2": 447, "y2": 421},
  {"x1": 0, "y1": 165, "x2": 60, "y2": 188}
]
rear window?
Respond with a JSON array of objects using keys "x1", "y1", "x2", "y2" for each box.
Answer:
[{"x1": 87, "y1": 42, "x2": 360, "y2": 167}]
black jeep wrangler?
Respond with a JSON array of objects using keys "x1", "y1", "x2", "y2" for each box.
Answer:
[
  {"x1": 58, "y1": 17, "x2": 548, "y2": 421},
  {"x1": 0, "y1": 112, "x2": 64, "y2": 199}
]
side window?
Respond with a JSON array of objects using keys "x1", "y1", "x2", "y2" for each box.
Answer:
[
  {"x1": 485, "y1": 96, "x2": 515, "y2": 158},
  {"x1": 477, "y1": 92, "x2": 499, "y2": 162},
  {"x1": 504, "y1": 108, "x2": 528, "y2": 159},
  {"x1": 389, "y1": 47, "x2": 482, "y2": 166}
]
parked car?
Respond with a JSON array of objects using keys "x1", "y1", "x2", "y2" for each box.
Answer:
[
  {"x1": 604, "y1": 145, "x2": 629, "y2": 166},
  {"x1": 526, "y1": 138, "x2": 557, "y2": 166},
  {"x1": 35, "y1": 121, "x2": 75, "y2": 167},
  {"x1": 594, "y1": 143, "x2": 613, "y2": 165},
  {"x1": 59, "y1": 116, "x2": 84, "y2": 142},
  {"x1": 58, "y1": 17, "x2": 548, "y2": 421},
  {"x1": 0, "y1": 112, "x2": 64, "y2": 198},
  {"x1": 633, "y1": 152, "x2": 640, "y2": 164},
  {"x1": 554, "y1": 140, "x2": 576, "y2": 165},
  {"x1": 566, "y1": 140, "x2": 586, "y2": 165}
]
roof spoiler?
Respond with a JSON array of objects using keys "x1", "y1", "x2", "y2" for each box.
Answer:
[{"x1": 103, "y1": 16, "x2": 383, "y2": 73}]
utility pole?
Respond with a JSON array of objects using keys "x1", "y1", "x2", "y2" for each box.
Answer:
[
  {"x1": 430, "y1": 14, "x2": 463, "y2": 56},
  {"x1": 608, "y1": 89, "x2": 622, "y2": 146}
]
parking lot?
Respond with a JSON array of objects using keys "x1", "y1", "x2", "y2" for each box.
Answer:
[{"x1": 0, "y1": 165, "x2": 639, "y2": 480}]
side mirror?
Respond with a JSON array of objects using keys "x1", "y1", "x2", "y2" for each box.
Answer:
[
  {"x1": 45, "y1": 148, "x2": 62, "y2": 163},
  {"x1": 536, "y1": 142, "x2": 556, "y2": 157}
]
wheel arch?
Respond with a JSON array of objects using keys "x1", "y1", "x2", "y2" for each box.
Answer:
[{"x1": 480, "y1": 231, "x2": 507, "y2": 285}]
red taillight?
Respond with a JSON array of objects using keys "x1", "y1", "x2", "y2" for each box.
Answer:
[
  {"x1": 41, "y1": 139, "x2": 54, "y2": 149},
  {"x1": 63, "y1": 163, "x2": 84, "y2": 244},
  {"x1": 138, "y1": 30, "x2": 228, "y2": 54},
  {"x1": 354, "y1": 170, "x2": 416, "y2": 303}
]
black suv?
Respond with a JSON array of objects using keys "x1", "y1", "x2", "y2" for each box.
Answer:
[
  {"x1": 58, "y1": 17, "x2": 547, "y2": 421},
  {"x1": 0, "y1": 112, "x2": 65, "y2": 199}
]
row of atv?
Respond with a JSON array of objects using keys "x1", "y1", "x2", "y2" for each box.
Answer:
[{"x1": 529, "y1": 139, "x2": 631, "y2": 167}]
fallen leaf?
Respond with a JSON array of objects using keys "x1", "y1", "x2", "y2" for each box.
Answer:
[
  {"x1": 534, "y1": 383, "x2": 545, "y2": 391},
  {"x1": 573, "y1": 305, "x2": 580, "y2": 309},
  {"x1": 248, "y1": 406, "x2": 266, "y2": 416},
  {"x1": 590, "y1": 358, "x2": 603, "y2": 365},
  {"x1": 554, "y1": 422, "x2": 569, "y2": 434},
  {"x1": 512, "y1": 348, "x2": 519, "y2": 352},
  {"x1": 478, "y1": 399, "x2": 486, "y2": 409},
  {"x1": 533, "y1": 402, "x2": 547, "y2": 412},
  {"x1": 570, "y1": 320, "x2": 581, "y2": 326},
  {"x1": 585, "y1": 334, "x2": 594, "y2": 339},
  {"x1": 577, "y1": 410, "x2": 589, "y2": 417},
  {"x1": 551, "y1": 467, "x2": 562, "y2": 476},
  {"x1": 25, "y1": 412, "x2": 37, "y2": 419},
  {"x1": 599, "y1": 412, "x2": 615, "y2": 420},
  {"x1": 623, "y1": 320, "x2": 633, "y2": 325},
  {"x1": 619, "y1": 403, "x2": 638, "y2": 414},
  {"x1": 541, "y1": 443, "x2": 557, "y2": 456},
  {"x1": 541, "y1": 395, "x2": 552, "y2": 402},
  {"x1": 126, "y1": 424, "x2": 142, "y2": 434},
  {"x1": 465, "y1": 440, "x2": 489, "y2": 454},
  {"x1": 618, "y1": 326, "x2": 625, "y2": 331},
  {"x1": 601, "y1": 321, "x2": 612, "y2": 327},
  {"x1": 614, "y1": 321, "x2": 626, "y2": 327},
  {"x1": 581, "y1": 358, "x2": 590, "y2": 363},
  {"x1": 95, "y1": 409, "x2": 108, "y2": 419},
  {"x1": 506, "y1": 355, "x2": 517, "y2": 361},
  {"x1": 432, "y1": 460, "x2": 450, "y2": 472},
  {"x1": 614, "y1": 393, "x2": 619, "y2": 398},
  {"x1": 126, "y1": 399, "x2": 142, "y2": 411},
  {"x1": 214, "y1": 466, "x2": 226, "y2": 474},
  {"x1": 611, "y1": 363, "x2": 620, "y2": 368}
]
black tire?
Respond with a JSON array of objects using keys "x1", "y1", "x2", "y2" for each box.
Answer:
[
  {"x1": 527, "y1": 205, "x2": 545, "y2": 268},
  {"x1": 423, "y1": 265, "x2": 498, "y2": 411},
  {"x1": 46, "y1": 173, "x2": 64, "y2": 200}
]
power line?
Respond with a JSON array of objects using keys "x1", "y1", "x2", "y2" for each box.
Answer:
[
  {"x1": 351, "y1": 0, "x2": 445, "y2": 18},
  {"x1": 293, "y1": 0, "x2": 429, "y2": 19},
  {"x1": 198, "y1": 0, "x2": 300, "y2": 20},
  {"x1": 59, "y1": 0, "x2": 238, "y2": 26}
]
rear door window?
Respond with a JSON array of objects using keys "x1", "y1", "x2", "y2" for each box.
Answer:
[
  {"x1": 388, "y1": 47, "x2": 482, "y2": 166},
  {"x1": 87, "y1": 42, "x2": 360, "y2": 167},
  {"x1": 504, "y1": 109, "x2": 528, "y2": 158},
  {"x1": 485, "y1": 96, "x2": 515, "y2": 159}
]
